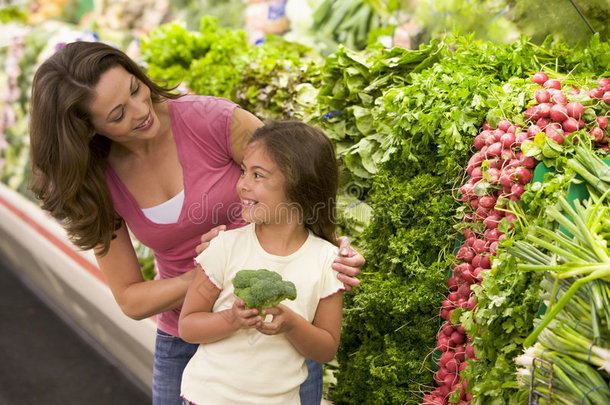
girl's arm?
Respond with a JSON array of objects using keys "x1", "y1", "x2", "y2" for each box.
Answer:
[
  {"x1": 179, "y1": 267, "x2": 260, "y2": 344},
  {"x1": 95, "y1": 220, "x2": 196, "y2": 320},
  {"x1": 256, "y1": 292, "x2": 343, "y2": 364}
]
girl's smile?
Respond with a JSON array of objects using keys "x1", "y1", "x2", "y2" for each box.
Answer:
[{"x1": 237, "y1": 142, "x2": 296, "y2": 225}]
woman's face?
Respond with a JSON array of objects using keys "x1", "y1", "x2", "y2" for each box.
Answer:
[{"x1": 86, "y1": 65, "x2": 159, "y2": 143}]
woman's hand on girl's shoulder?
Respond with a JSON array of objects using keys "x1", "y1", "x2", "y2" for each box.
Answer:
[
  {"x1": 332, "y1": 236, "x2": 365, "y2": 292},
  {"x1": 195, "y1": 225, "x2": 227, "y2": 255}
]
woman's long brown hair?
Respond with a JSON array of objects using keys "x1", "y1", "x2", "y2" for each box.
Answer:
[
  {"x1": 29, "y1": 41, "x2": 181, "y2": 255},
  {"x1": 249, "y1": 121, "x2": 339, "y2": 246}
]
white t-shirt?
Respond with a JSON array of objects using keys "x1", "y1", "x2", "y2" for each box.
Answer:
[{"x1": 181, "y1": 223, "x2": 344, "y2": 405}]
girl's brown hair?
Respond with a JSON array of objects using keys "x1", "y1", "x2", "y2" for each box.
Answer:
[
  {"x1": 250, "y1": 121, "x2": 339, "y2": 245},
  {"x1": 29, "y1": 41, "x2": 181, "y2": 255}
]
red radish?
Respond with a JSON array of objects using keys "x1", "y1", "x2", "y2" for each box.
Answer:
[
  {"x1": 532, "y1": 72, "x2": 548, "y2": 84},
  {"x1": 480, "y1": 254, "x2": 491, "y2": 269},
  {"x1": 524, "y1": 105, "x2": 541, "y2": 121},
  {"x1": 570, "y1": 86, "x2": 580, "y2": 95},
  {"x1": 515, "y1": 167, "x2": 532, "y2": 184},
  {"x1": 461, "y1": 268, "x2": 476, "y2": 284},
  {"x1": 515, "y1": 131, "x2": 529, "y2": 145},
  {"x1": 471, "y1": 254, "x2": 481, "y2": 268},
  {"x1": 535, "y1": 89, "x2": 550, "y2": 104},
  {"x1": 527, "y1": 125, "x2": 542, "y2": 137},
  {"x1": 484, "y1": 228, "x2": 500, "y2": 242},
  {"x1": 487, "y1": 158, "x2": 502, "y2": 169},
  {"x1": 511, "y1": 183, "x2": 525, "y2": 197},
  {"x1": 487, "y1": 167, "x2": 501, "y2": 184},
  {"x1": 598, "y1": 78, "x2": 610, "y2": 88},
  {"x1": 486, "y1": 142, "x2": 502, "y2": 157},
  {"x1": 591, "y1": 127, "x2": 605, "y2": 142},
  {"x1": 448, "y1": 291, "x2": 459, "y2": 302},
  {"x1": 520, "y1": 154, "x2": 536, "y2": 169},
  {"x1": 466, "y1": 152, "x2": 483, "y2": 174},
  {"x1": 442, "y1": 323, "x2": 455, "y2": 337},
  {"x1": 537, "y1": 102, "x2": 552, "y2": 118},
  {"x1": 475, "y1": 206, "x2": 489, "y2": 220},
  {"x1": 456, "y1": 246, "x2": 474, "y2": 262},
  {"x1": 603, "y1": 91, "x2": 610, "y2": 104},
  {"x1": 455, "y1": 346, "x2": 466, "y2": 362},
  {"x1": 579, "y1": 119, "x2": 586, "y2": 129},
  {"x1": 550, "y1": 104, "x2": 568, "y2": 122},
  {"x1": 597, "y1": 116, "x2": 608, "y2": 129},
  {"x1": 473, "y1": 266, "x2": 484, "y2": 281},
  {"x1": 551, "y1": 92, "x2": 567, "y2": 105},
  {"x1": 500, "y1": 132, "x2": 516, "y2": 148},
  {"x1": 478, "y1": 195, "x2": 496, "y2": 209},
  {"x1": 499, "y1": 170, "x2": 514, "y2": 188},
  {"x1": 591, "y1": 87, "x2": 604, "y2": 99},
  {"x1": 489, "y1": 241, "x2": 499, "y2": 255},
  {"x1": 536, "y1": 117, "x2": 550, "y2": 129},
  {"x1": 445, "y1": 358, "x2": 459, "y2": 373},
  {"x1": 546, "y1": 125, "x2": 565, "y2": 144},
  {"x1": 506, "y1": 124, "x2": 518, "y2": 134},
  {"x1": 447, "y1": 276, "x2": 458, "y2": 291},
  {"x1": 458, "y1": 283, "x2": 471, "y2": 298},
  {"x1": 497, "y1": 119, "x2": 511, "y2": 132},
  {"x1": 500, "y1": 148, "x2": 514, "y2": 161},
  {"x1": 460, "y1": 183, "x2": 474, "y2": 200},
  {"x1": 451, "y1": 331, "x2": 466, "y2": 346},
  {"x1": 471, "y1": 166, "x2": 483, "y2": 182},
  {"x1": 465, "y1": 344, "x2": 476, "y2": 359},
  {"x1": 467, "y1": 295, "x2": 477, "y2": 310},
  {"x1": 482, "y1": 121, "x2": 493, "y2": 131},
  {"x1": 563, "y1": 117, "x2": 579, "y2": 132},
  {"x1": 442, "y1": 299, "x2": 455, "y2": 310},
  {"x1": 437, "y1": 335, "x2": 450, "y2": 350},
  {"x1": 484, "y1": 214, "x2": 502, "y2": 230},
  {"x1": 473, "y1": 133, "x2": 486, "y2": 150},
  {"x1": 472, "y1": 238, "x2": 488, "y2": 254},
  {"x1": 566, "y1": 101, "x2": 585, "y2": 119},
  {"x1": 543, "y1": 79, "x2": 561, "y2": 90}
]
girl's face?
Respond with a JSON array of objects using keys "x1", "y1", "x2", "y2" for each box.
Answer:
[
  {"x1": 86, "y1": 66, "x2": 159, "y2": 143},
  {"x1": 237, "y1": 142, "x2": 295, "y2": 225}
]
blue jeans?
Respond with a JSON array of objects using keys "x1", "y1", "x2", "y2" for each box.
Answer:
[
  {"x1": 152, "y1": 329, "x2": 198, "y2": 405},
  {"x1": 154, "y1": 329, "x2": 324, "y2": 405}
]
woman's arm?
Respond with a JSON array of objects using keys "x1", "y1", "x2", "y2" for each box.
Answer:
[
  {"x1": 94, "y1": 220, "x2": 196, "y2": 320},
  {"x1": 256, "y1": 292, "x2": 343, "y2": 364},
  {"x1": 229, "y1": 107, "x2": 264, "y2": 164},
  {"x1": 333, "y1": 236, "x2": 365, "y2": 292},
  {"x1": 179, "y1": 267, "x2": 260, "y2": 344}
]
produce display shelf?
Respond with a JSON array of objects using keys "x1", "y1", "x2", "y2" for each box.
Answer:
[{"x1": 0, "y1": 183, "x2": 156, "y2": 391}]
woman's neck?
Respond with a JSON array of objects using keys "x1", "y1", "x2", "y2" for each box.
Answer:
[{"x1": 254, "y1": 222, "x2": 309, "y2": 256}]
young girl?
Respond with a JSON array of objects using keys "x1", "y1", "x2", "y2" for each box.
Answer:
[{"x1": 178, "y1": 121, "x2": 345, "y2": 404}]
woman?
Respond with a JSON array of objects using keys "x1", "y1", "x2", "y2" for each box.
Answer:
[{"x1": 28, "y1": 41, "x2": 363, "y2": 405}]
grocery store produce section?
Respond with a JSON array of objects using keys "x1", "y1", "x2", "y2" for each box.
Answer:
[{"x1": 1, "y1": 1, "x2": 609, "y2": 404}]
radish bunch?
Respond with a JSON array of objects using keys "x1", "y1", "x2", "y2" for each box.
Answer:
[
  {"x1": 424, "y1": 119, "x2": 535, "y2": 405},
  {"x1": 424, "y1": 72, "x2": 610, "y2": 405},
  {"x1": 525, "y1": 73, "x2": 610, "y2": 146}
]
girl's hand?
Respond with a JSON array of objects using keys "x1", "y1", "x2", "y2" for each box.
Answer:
[
  {"x1": 228, "y1": 298, "x2": 261, "y2": 330},
  {"x1": 255, "y1": 304, "x2": 296, "y2": 335},
  {"x1": 332, "y1": 236, "x2": 365, "y2": 292},
  {"x1": 195, "y1": 225, "x2": 227, "y2": 255}
]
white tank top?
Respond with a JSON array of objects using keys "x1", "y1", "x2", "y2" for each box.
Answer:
[{"x1": 141, "y1": 189, "x2": 185, "y2": 224}]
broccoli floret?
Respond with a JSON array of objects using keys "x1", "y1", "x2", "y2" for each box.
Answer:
[{"x1": 232, "y1": 269, "x2": 297, "y2": 316}]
